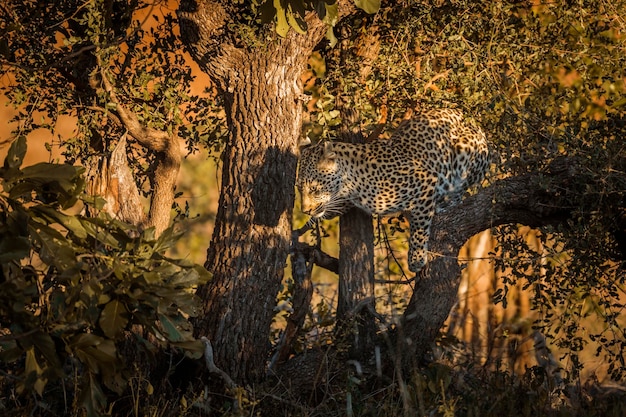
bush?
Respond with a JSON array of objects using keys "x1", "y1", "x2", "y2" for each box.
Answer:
[{"x1": 0, "y1": 137, "x2": 209, "y2": 415}]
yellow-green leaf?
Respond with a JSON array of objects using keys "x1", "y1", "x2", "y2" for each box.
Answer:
[
  {"x1": 287, "y1": 4, "x2": 307, "y2": 34},
  {"x1": 79, "y1": 373, "x2": 107, "y2": 417},
  {"x1": 157, "y1": 313, "x2": 193, "y2": 343},
  {"x1": 274, "y1": 0, "x2": 289, "y2": 37},
  {"x1": 99, "y1": 300, "x2": 128, "y2": 339},
  {"x1": 24, "y1": 347, "x2": 47, "y2": 396},
  {"x1": 324, "y1": 2, "x2": 338, "y2": 26},
  {"x1": 4, "y1": 135, "x2": 26, "y2": 170},
  {"x1": 354, "y1": 0, "x2": 380, "y2": 14}
]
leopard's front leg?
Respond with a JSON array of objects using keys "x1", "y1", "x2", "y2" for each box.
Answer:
[{"x1": 405, "y1": 182, "x2": 437, "y2": 273}]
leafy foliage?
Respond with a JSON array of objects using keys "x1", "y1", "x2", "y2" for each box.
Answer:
[
  {"x1": 0, "y1": 137, "x2": 210, "y2": 415},
  {"x1": 257, "y1": 0, "x2": 379, "y2": 39},
  {"x1": 0, "y1": 0, "x2": 224, "y2": 177},
  {"x1": 301, "y1": 0, "x2": 626, "y2": 381}
]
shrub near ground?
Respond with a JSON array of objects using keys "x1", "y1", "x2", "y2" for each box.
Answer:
[{"x1": 0, "y1": 137, "x2": 209, "y2": 415}]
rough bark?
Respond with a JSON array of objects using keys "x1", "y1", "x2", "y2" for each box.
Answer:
[
  {"x1": 86, "y1": 134, "x2": 145, "y2": 227},
  {"x1": 335, "y1": 108, "x2": 377, "y2": 359},
  {"x1": 177, "y1": 0, "x2": 356, "y2": 383},
  {"x1": 400, "y1": 157, "x2": 586, "y2": 365},
  {"x1": 338, "y1": 211, "x2": 374, "y2": 321},
  {"x1": 337, "y1": 208, "x2": 377, "y2": 358},
  {"x1": 195, "y1": 59, "x2": 301, "y2": 382}
]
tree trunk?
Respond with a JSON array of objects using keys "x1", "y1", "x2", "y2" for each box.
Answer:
[
  {"x1": 337, "y1": 208, "x2": 377, "y2": 358},
  {"x1": 85, "y1": 135, "x2": 146, "y2": 227},
  {"x1": 193, "y1": 53, "x2": 302, "y2": 382},
  {"x1": 335, "y1": 108, "x2": 377, "y2": 359},
  {"x1": 177, "y1": 0, "x2": 339, "y2": 383}
]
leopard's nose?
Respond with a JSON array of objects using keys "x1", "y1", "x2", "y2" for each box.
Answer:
[
  {"x1": 301, "y1": 197, "x2": 325, "y2": 218},
  {"x1": 300, "y1": 194, "x2": 314, "y2": 214}
]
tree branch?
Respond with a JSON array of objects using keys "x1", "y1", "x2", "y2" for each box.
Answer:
[
  {"x1": 177, "y1": 0, "x2": 238, "y2": 79},
  {"x1": 201, "y1": 336, "x2": 238, "y2": 390},
  {"x1": 292, "y1": 240, "x2": 339, "y2": 274},
  {"x1": 400, "y1": 156, "x2": 586, "y2": 364},
  {"x1": 178, "y1": 0, "x2": 358, "y2": 85},
  {"x1": 97, "y1": 60, "x2": 182, "y2": 236},
  {"x1": 98, "y1": 65, "x2": 172, "y2": 152}
]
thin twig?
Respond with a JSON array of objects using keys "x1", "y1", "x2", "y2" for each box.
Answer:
[{"x1": 0, "y1": 328, "x2": 40, "y2": 343}]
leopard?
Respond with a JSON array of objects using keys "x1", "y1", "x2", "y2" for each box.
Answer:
[{"x1": 296, "y1": 108, "x2": 490, "y2": 273}]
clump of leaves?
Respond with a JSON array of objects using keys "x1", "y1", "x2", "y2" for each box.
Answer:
[{"x1": 0, "y1": 137, "x2": 210, "y2": 415}]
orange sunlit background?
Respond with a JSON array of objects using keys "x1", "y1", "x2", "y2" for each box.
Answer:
[{"x1": 0, "y1": 1, "x2": 218, "y2": 264}]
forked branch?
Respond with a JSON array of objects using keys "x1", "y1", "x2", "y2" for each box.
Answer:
[
  {"x1": 96, "y1": 59, "x2": 182, "y2": 235},
  {"x1": 98, "y1": 65, "x2": 173, "y2": 152}
]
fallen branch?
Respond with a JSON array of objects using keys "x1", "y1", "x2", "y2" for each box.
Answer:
[{"x1": 201, "y1": 336, "x2": 237, "y2": 390}]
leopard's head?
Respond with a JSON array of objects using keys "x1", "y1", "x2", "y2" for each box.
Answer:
[{"x1": 296, "y1": 141, "x2": 343, "y2": 218}]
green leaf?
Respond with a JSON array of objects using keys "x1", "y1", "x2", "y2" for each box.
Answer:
[
  {"x1": 19, "y1": 163, "x2": 83, "y2": 183},
  {"x1": 71, "y1": 334, "x2": 119, "y2": 375},
  {"x1": 31, "y1": 331, "x2": 61, "y2": 370},
  {"x1": 7, "y1": 163, "x2": 85, "y2": 208},
  {"x1": 79, "y1": 217, "x2": 122, "y2": 248},
  {"x1": 143, "y1": 271, "x2": 161, "y2": 284},
  {"x1": 288, "y1": 13, "x2": 306, "y2": 34},
  {"x1": 99, "y1": 300, "x2": 129, "y2": 339},
  {"x1": 79, "y1": 373, "x2": 107, "y2": 417},
  {"x1": 0, "y1": 340, "x2": 23, "y2": 363},
  {"x1": 287, "y1": 2, "x2": 307, "y2": 34},
  {"x1": 28, "y1": 223, "x2": 77, "y2": 270},
  {"x1": 274, "y1": 0, "x2": 289, "y2": 37},
  {"x1": 169, "y1": 267, "x2": 211, "y2": 288},
  {"x1": 326, "y1": 26, "x2": 338, "y2": 48},
  {"x1": 30, "y1": 206, "x2": 88, "y2": 239},
  {"x1": 157, "y1": 313, "x2": 193, "y2": 343},
  {"x1": 354, "y1": 0, "x2": 380, "y2": 14},
  {"x1": 23, "y1": 347, "x2": 47, "y2": 396},
  {"x1": 323, "y1": 2, "x2": 338, "y2": 26},
  {"x1": 70, "y1": 333, "x2": 106, "y2": 350},
  {"x1": 80, "y1": 194, "x2": 108, "y2": 210},
  {"x1": 151, "y1": 226, "x2": 180, "y2": 253},
  {"x1": 0, "y1": 236, "x2": 30, "y2": 263}
]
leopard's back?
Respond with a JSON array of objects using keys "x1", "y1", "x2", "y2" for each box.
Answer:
[{"x1": 388, "y1": 108, "x2": 490, "y2": 205}]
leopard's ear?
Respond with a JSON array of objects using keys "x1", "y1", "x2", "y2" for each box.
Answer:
[
  {"x1": 299, "y1": 136, "x2": 312, "y2": 148},
  {"x1": 323, "y1": 142, "x2": 337, "y2": 159}
]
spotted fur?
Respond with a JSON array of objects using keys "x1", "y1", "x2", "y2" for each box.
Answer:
[{"x1": 296, "y1": 108, "x2": 490, "y2": 273}]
